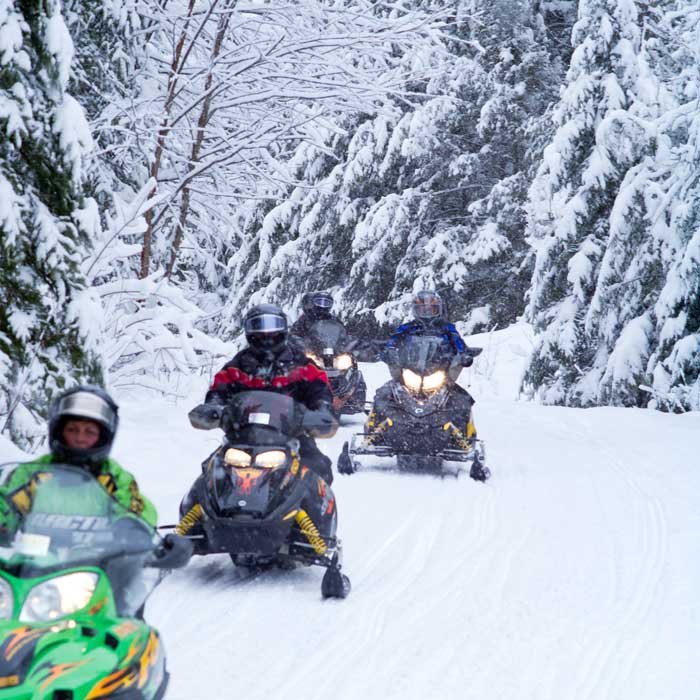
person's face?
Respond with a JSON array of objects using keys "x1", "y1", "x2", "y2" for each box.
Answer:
[{"x1": 62, "y1": 419, "x2": 101, "y2": 449}]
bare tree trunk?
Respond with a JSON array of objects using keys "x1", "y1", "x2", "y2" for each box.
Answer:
[
  {"x1": 141, "y1": 0, "x2": 197, "y2": 279},
  {"x1": 166, "y1": 1, "x2": 236, "y2": 279}
]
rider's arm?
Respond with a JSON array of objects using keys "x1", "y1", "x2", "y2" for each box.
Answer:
[
  {"x1": 204, "y1": 355, "x2": 249, "y2": 404},
  {"x1": 295, "y1": 363, "x2": 338, "y2": 438},
  {"x1": 379, "y1": 322, "x2": 417, "y2": 363},
  {"x1": 443, "y1": 323, "x2": 467, "y2": 353},
  {"x1": 102, "y1": 459, "x2": 158, "y2": 528},
  {"x1": 0, "y1": 459, "x2": 53, "y2": 538},
  {"x1": 442, "y1": 323, "x2": 484, "y2": 365},
  {"x1": 289, "y1": 315, "x2": 307, "y2": 336}
]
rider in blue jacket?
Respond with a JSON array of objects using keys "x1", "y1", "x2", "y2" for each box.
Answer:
[
  {"x1": 382, "y1": 290, "x2": 473, "y2": 365},
  {"x1": 378, "y1": 290, "x2": 489, "y2": 480}
]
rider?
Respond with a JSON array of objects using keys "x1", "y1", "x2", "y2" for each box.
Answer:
[
  {"x1": 382, "y1": 290, "x2": 474, "y2": 367},
  {"x1": 0, "y1": 386, "x2": 159, "y2": 614},
  {"x1": 203, "y1": 303, "x2": 338, "y2": 484},
  {"x1": 290, "y1": 291, "x2": 336, "y2": 338},
  {"x1": 291, "y1": 291, "x2": 370, "y2": 413},
  {"x1": 0, "y1": 385, "x2": 157, "y2": 534},
  {"x1": 376, "y1": 290, "x2": 489, "y2": 481}
]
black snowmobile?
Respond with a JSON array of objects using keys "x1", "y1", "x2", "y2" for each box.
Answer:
[
  {"x1": 337, "y1": 335, "x2": 489, "y2": 479},
  {"x1": 294, "y1": 319, "x2": 367, "y2": 416},
  {"x1": 178, "y1": 391, "x2": 351, "y2": 598}
]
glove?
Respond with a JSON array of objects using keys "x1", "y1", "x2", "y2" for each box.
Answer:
[
  {"x1": 301, "y1": 405, "x2": 338, "y2": 437},
  {"x1": 151, "y1": 533, "x2": 193, "y2": 569},
  {"x1": 189, "y1": 403, "x2": 223, "y2": 430},
  {"x1": 461, "y1": 354, "x2": 473, "y2": 368}
]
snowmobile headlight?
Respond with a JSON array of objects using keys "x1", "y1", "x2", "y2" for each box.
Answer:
[
  {"x1": 224, "y1": 448, "x2": 252, "y2": 467},
  {"x1": 401, "y1": 369, "x2": 423, "y2": 392},
  {"x1": 20, "y1": 572, "x2": 98, "y2": 622},
  {"x1": 0, "y1": 577, "x2": 13, "y2": 619},
  {"x1": 422, "y1": 370, "x2": 446, "y2": 392},
  {"x1": 254, "y1": 450, "x2": 287, "y2": 468},
  {"x1": 334, "y1": 354, "x2": 353, "y2": 371}
]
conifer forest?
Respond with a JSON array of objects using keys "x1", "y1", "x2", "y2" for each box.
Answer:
[{"x1": 1, "y1": 0, "x2": 699, "y2": 447}]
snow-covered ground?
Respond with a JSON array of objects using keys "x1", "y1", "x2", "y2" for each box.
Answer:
[{"x1": 1, "y1": 324, "x2": 698, "y2": 699}]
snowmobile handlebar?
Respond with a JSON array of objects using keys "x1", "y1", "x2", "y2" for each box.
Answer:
[{"x1": 149, "y1": 533, "x2": 193, "y2": 569}]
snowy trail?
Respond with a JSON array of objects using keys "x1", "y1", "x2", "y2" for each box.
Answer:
[
  {"x1": 131, "y1": 385, "x2": 698, "y2": 700},
  {"x1": 4, "y1": 327, "x2": 696, "y2": 699}
]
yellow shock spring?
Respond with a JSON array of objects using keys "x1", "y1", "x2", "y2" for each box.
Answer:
[
  {"x1": 443, "y1": 422, "x2": 473, "y2": 452},
  {"x1": 295, "y1": 510, "x2": 327, "y2": 555},
  {"x1": 367, "y1": 417, "x2": 393, "y2": 445},
  {"x1": 175, "y1": 504, "x2": 203, "y2": 536}
]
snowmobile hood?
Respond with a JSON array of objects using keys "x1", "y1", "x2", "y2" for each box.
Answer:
[
  {"x1": 306, "y1": 319, "x2": 349, "y2": 354},
  {"x1": 225, "y1": 424, "x2": 291, "y2": 448},
  {"x1": 0, "y1": 613, "x2": 166, "y2": 699}
]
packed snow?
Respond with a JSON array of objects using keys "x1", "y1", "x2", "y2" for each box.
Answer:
[{"x1": 1, "y1": 324, "x2": 698, "y2": 699}]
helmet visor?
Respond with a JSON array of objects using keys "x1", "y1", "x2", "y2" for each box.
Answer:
[
  {"x1": 245, "y1": 313, "x2": 287, "y2": 335},
  {"x1": 55, "y1": 393, "x2": 117, "y2": 433},
  {"x1": 311, "y1": 293, "x2": 333, "y2": 310},
  {"x1": 413, "y1": 293, "x2": 441, "y2": 319}
]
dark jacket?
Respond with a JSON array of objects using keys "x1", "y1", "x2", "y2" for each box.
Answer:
[
  {"x1": 206, "y1": 344, "x2": 334, "y2": 412},
  {"x1": 204, "y1": 343, "x2": 337, "y2": 482}
]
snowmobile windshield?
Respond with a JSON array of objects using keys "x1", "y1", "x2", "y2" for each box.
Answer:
[
  {"x1": 0, "y1": 463, "x2": 155, "y2": 577},
  {"x1": 307, "y1": 319, "x2": 348, "y2": 353},
  {"x1": 399, "y1": 336, "x2": 452, "y2": 375},
  {"x1": 223, "y1": 391, "x2": 303, "y2": 441}
]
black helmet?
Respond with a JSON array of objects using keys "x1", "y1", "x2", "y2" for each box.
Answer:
[
  {"x1": 48, "y1": 385, "x2": 119, "y2": 469},
  {"x1": 244, "y1": 304, "x2": 288, "y2": 356},
  {"x1": 413, "y1": 290, "x2": 443, "y2": 323},
  {"x1": 302, "y1": 291, "x2": 333, "y2": 320}
]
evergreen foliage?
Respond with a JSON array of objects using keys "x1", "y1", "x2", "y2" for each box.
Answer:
[
  {"x1": 0, "y1": 0, "x2": 101, "y2": 447},
  {"x1": 642, "y1": 1, "x2": 700, "y2": 411},
  {"x1": 524, "y1": 0, "x2": 657, "y2": 405},
  {"x1": 220, "y1": 0, "x2": 566, "y2": 337},
  {"x1": 1, "y1": 0, "x2": 699, "y2": 426},
  {"x1": 62, "y1": 0, "x2": 143, "y2": 203},
  {"x1": 524, "y1": 0, "x2": 700, "y2": 411}
]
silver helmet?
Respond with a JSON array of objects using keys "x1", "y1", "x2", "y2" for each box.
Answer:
[{"x1": 48, "y1": 385, "x2": 119, "y2": 468}]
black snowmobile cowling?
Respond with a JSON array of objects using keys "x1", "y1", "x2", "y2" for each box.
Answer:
[
  {"x1": 178, "y1": 391, "x2": 351, "y2": 598},
  {"x1": 294, "y1": 319, "x2": 367, "y2": 415},
  {"x1": 0, "y1": 463, "x2": 192, "y2": 700},
  {"x1": 338, "y1": 335, "x2": 490, "y2": 480}
]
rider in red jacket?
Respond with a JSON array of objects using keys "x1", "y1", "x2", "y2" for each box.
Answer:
[{"x1": 205, "y1": 304, "x2": 338, "y2": 484}]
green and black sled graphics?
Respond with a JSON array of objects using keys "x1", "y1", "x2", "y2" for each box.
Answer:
[{"x1": 0, "y1": 463, "x2": 191, "y2": 699}]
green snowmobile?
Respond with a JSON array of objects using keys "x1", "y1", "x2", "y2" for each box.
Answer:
[{"x1": 0, "y1": 462, "x2": 192, "y2": 699}]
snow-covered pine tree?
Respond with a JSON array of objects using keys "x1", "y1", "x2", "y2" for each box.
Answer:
[
  {"x1": 62, "y1": 0, "x2": 145, "y2": 205},
  {"x1": 643, "y1": 1, "x2": 700, "y2": 411},
  {"x1": 523, "y1": 0, "x2": 655, "y2": 406},
  {"x1": 219, "y1": 0, "x2": 564, "y2": 338},
  {"x1": 0, "y1": 0, "x2": 100, "y2": 447}
]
